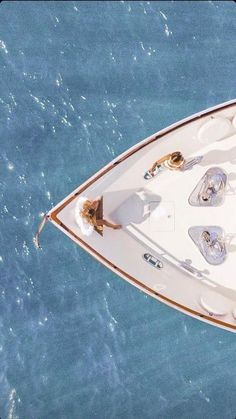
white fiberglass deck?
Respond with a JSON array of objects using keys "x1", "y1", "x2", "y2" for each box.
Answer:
[
  {"x1": 124, "y1": 132, "x2": 236, "y2": 294},
  {"x1": 49, "y1": 100, "x2": 236, "y2": 331}
]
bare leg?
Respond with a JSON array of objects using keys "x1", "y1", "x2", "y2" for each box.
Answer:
[
  {"x1": 148, "y1": 154, "x2": 172, "y2": 175},
  {"x1": 97, "y1": 219, "x2": 122, "y2": 230}
]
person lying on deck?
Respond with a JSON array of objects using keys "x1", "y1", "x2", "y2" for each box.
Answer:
[
  {"x1": 145, "y1": 151, "x2": 185, "y2": 179},
  {"x1": 75, "y1": 196, "x2": 122, "y2": 236}
]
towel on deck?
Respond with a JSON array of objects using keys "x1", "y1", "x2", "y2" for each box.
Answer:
[{"x1": 75, "y1": 196, "x2": 94, "y2": 236}]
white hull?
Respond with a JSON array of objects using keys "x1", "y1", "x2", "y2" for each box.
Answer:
[{"x1": 45, "y1": 99, "x2": 236, "y2": 333}]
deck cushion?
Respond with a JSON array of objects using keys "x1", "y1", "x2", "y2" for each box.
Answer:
[{"x1": 199, "y1": 290, "x2": 229, "y2": 316}]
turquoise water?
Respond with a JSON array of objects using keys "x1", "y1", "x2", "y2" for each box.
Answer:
[{"x1": 1, "y1": 1, "x2": 236, "y2": 417}]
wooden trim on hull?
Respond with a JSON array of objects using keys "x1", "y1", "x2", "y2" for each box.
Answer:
[{"x1": 49, "y1": 99, "x2": 236, "y2": 332}]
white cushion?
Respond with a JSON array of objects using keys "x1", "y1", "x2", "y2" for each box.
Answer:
[
  {"x1": 199, "y1": 290, "x2": 229, "y2": 316},
  {"x1": 198, "y1": 117, "x2": 231, "y2": 144}
]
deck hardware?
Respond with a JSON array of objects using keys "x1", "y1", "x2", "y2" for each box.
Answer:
[
  {"x1": 143, "y1": 253, "x2": 163, "y2": 269},
  {"x1": 189, "y1": 226, "x2": 227, "y2": 265},
  {"x1": 189, "y1": 167, "x2": 227, "y2": 207}
]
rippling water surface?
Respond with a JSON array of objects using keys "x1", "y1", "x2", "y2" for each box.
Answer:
[{"x1": 1, "y1": 1, "x2": 236, "y2": 418}]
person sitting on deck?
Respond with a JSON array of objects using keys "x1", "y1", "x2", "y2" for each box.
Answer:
[
  {"x1": 75, "y1": 196, "x2": 122, "y2": 236},
  {"x1": 144, "y1": 151, "x2": 185, "y2": 179}
]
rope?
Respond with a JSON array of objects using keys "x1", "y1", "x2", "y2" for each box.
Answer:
[{"x1": 34, "y1": 214, "x2": 48, "y2": 249}]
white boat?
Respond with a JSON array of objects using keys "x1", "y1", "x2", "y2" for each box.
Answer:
[{"x1": 36, "y1": 99, "x2": 236, "y2": 333}]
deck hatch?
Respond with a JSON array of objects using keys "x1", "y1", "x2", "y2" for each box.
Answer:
[{"x1": 189, "y1": 167, "x2": 227, "y2": 207}]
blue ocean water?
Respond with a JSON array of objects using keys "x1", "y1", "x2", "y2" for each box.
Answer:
[{"x1": 0, "y1": 0, "x2": 236, "y2": 417}]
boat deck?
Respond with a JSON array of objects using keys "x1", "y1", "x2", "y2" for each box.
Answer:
[
  {"x1": 49, "y1": 100, "x2": 236, "y2": 331},
  {"x1": 122, "y1": 131, "x2": 236, "y2": 294}
]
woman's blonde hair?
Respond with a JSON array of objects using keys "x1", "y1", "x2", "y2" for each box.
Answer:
[
  {"x1": 80, "y1": 200, "x2": 97, "y2": 226},
  {"x1": 170, "y1": 151, "x2": 184, "y2": 164},
  {"x1": 164, "y1": 151, "x2": 185, "y2": 169}
]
